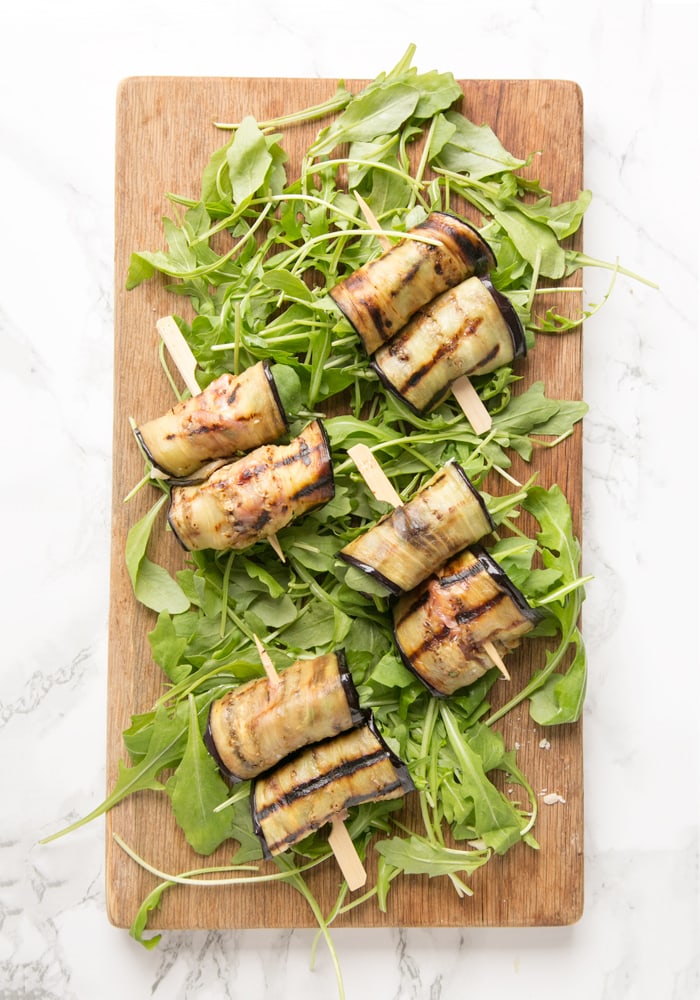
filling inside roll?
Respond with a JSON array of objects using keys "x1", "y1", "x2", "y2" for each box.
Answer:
[{"x1": 392, "y1": 544, "x2": 541, "y2": 697}]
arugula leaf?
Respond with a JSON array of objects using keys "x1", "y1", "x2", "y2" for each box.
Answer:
[
  {"x1": 125, "y1": 497, "x2": 189, "y2": 614},
  {"x1": 439, "y1": 706, "x2": 525, "y2": 854},
  {"x1": 228, "y1": 792, "x2": 265, "y2": 864},
  {"x1": 129, "y1": 882, "x2": 170, "y2": 949},
  {"x1": 491, "y1": 206, "x2": 566, "y2": 278},
  {"x1": 165, "y1": 696, "x2": 235, "y2": 855},
  {"x1": 486, "y1": 484, "x2": 589, "y2": 726},
  {"x1": 41, "y1": 702, "x2": 191, "y2": 843},
  {"x1": 529, "y1": 632, "x2": 587, "y2": 725},
  {"x1": 309, "y1": 82, "x2": 420, "y2": 158},
  {"x1": 432, "y1": 110, "x2": 528, "y2": 179},
  {"x1": 375, "y1": 834, "x2": 491, "y2": 897},
  {"x1": 226, "y1": 116, "x2": 275, "y2": 203},
  {"x1": 148, "y1": 611, "x2": 191, "y2": 683},
  {"x1": 245, "y1": 592, "x2": 298, "y2": 632}
]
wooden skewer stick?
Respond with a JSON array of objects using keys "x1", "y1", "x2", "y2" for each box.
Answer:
[
  {"x1": 347, "y1": 444, "x2": 403, "y2": 508},
  {"x1": 253, "y1": 633, "x2": 281, "y2": 690},
  {"x1": 352, "y1": 194, "x2": 493, "y2": 435},
  {"x1": 252, "y1": 634, "x2": 367, "y2": 890},
  {"x1": 481, "y1": 640, "x2": 510, "y2": 681},
  {"x1": 450, "y1": 375, "x2": 493, "y2": 436},
  {"x1": 347, "y1": 448, "x2": 510, "y2": 682},
  {"x1": 156, "y1": 315, "x2": 286, "y2": 564},
  {"x1": 156, "y1": 316, "x2": 199, "y2": 395},
  {"x1": 328, "y1": 812, "x2": 367, "y2": 891}
]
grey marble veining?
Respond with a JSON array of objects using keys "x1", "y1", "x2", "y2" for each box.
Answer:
[{"x1": 1, "y1": 1, "x2": 698, "y2": 997}]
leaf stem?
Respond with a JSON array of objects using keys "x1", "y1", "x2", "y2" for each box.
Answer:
[
  {"x1": 212, "y1": 89, "x2": 353, "y2": 133},
  {"x1": 569, "y1": 251, "x2": 659, "y2": 288},
  {"x1": 113, "y1": 832, "x2": 327, "y2": 886}
]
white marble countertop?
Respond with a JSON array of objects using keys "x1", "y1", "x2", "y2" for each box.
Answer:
[{"x1": 1, "y1": 1, "x2": 698, "y2": 997}]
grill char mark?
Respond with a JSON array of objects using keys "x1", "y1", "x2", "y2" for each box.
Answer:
[
  {"x1": 204, "y1": 651, "x2": 365, "y2": 783},
  {"x1": 167, "y1": 419, "x2": 334, "y2": 551},
  {"x1": 392, "y1": 544, "x2": 541, "y2": 697},
  {"x1": 252, "y1": 717, "x2": 414, "y2": 856}
]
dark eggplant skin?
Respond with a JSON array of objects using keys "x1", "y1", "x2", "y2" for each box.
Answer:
[
  {"x1": 203, "y1": 650, "x2": 364, "y2": 783},
  {"x1": 338, "y1": 460, "x2": 495, "y2": 595},
  {"x1": 167, "y1": 418, "x2": 334, "y2": 552},
  {"x1": 251, "y1": 713, "x2": 414, "y2": 858},
  {"x1": 135, "y1": 360, "x2": 289, "y2": 478},
  {"x1": 393, "y1": 544, "x2": 541, "y2": 697},
  {"x1": 371, "y1": 276, "x2": 527, "y2": 416},
  {"x1": 482, "y1": 278, "x2": 528, "y2": 361},
  {"x1": 261, "y1": 358, "x2": 289, "y2": 429},
  {"x1": 329, "y1": 212, "x2": 497, "y2": 356}
]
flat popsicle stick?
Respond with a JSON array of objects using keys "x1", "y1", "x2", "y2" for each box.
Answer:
[
  {"x1": 253, "y1": 634, "x2": 367, "y2": 889},
  {"x1": 348, "y1": 444, "x2": 403, "y2": 508},
  {"x1": 451, "y1": 375, "x2": 493, "y2": 434},
  {"x1": 156, "y1": 316, "x2": 199, "y2": 396},
  {"x1": 348, "y1": 447, "x2": 509, "y2": 681},
  {"x1": 351, "y1": 200, "x2": 493, "y2": 435},
  {"x1": 328, "y1": 814, "x2": 368, "y2": 891},
  {"x1": 347, "y1": 446, "x2": 402, "y2": 511},
  {"x1": 156, "y1": 315, "x2": 285, "y2": 562}
]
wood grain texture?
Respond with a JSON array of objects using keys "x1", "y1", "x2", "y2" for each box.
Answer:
[{"x1": 109, "y1": 76, "x2": 584, "y2": 931}]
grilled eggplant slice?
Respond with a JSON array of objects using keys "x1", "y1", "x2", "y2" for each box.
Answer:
[
  {"x1": 372, "y1": 276, "x2": 527, "y2": 414},
  {"x1": 329, "y1": 212, "x2": 496, "y2": 355},
  {"x1": 135, "y1": 360, "x2": 288, "y2": 478},
  {"x1": 339, "y1": 460, "x2": 494, "y2": 595},
  {"x1": 204, "y1": 651, "x2": 364, "y2": 783},
  {"x1": 252, "y1": 715, "x2": 414, "y2": 857},
  {"x1": 167, "y1": 418, "x2": 334, "y2": 552},
  {"x1": 393, "y1": 544, "x2": 541, "y2": 697}
]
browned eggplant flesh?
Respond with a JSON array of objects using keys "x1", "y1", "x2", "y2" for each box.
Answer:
[
  {"x1": 135, "y1": 360, "x2": 288, "y2": 478},
  {"x1": 393, "y1": 544, "x2": 541, "y2": 697},
  {"x1": 252, "y1": 715, "x2": 414, "y2": 857},
  {"x1": 329, "y1": 212, "x2": 496, "y2": 355},
  {"x1": 204, "y1": 651, "x2": 364, "y2": 782},
  {"x1": 167, "y1": 418, "x2": 334, "y2": 552},
  {"x1": 339, "y1": 460, "x2": 494, "y2": 594},
  {"x1": 372, "y1": 276, "x2": 527, "y2": 414}
]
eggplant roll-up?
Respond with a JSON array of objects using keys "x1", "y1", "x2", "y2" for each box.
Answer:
[
  {"x1": 393, "y1": 545, "x2": 541, "y2": 697},
  {"x1": 135, "y1": 360, "x2": 288, "y2": 478},
  {"x1": 372, "y1": 276, "x2": 527, "y2": 415},
  {"x1": 339, "y1": 460, "x2": 494, "y2": 595},
  {"x1": 204, "y1": 651, "x2": 364, "y2": 782},
  {"x1": 329, "y1": 212, "x2": 496, "y2": 355},
  {"x1": 252, "y1": 716, "x2": 414, "y2": 857},
  {"x1": 167, "y1": 418, "x2": 334, "y2": 552}
]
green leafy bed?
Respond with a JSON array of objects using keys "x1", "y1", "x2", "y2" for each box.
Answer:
[{"x1": 46, "y1": 45, "x2": 652, "y2": 996}]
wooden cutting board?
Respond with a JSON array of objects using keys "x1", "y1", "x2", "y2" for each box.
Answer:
[{"x1": 108, "y1": 76, "x2": 584, "y2": 931}]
